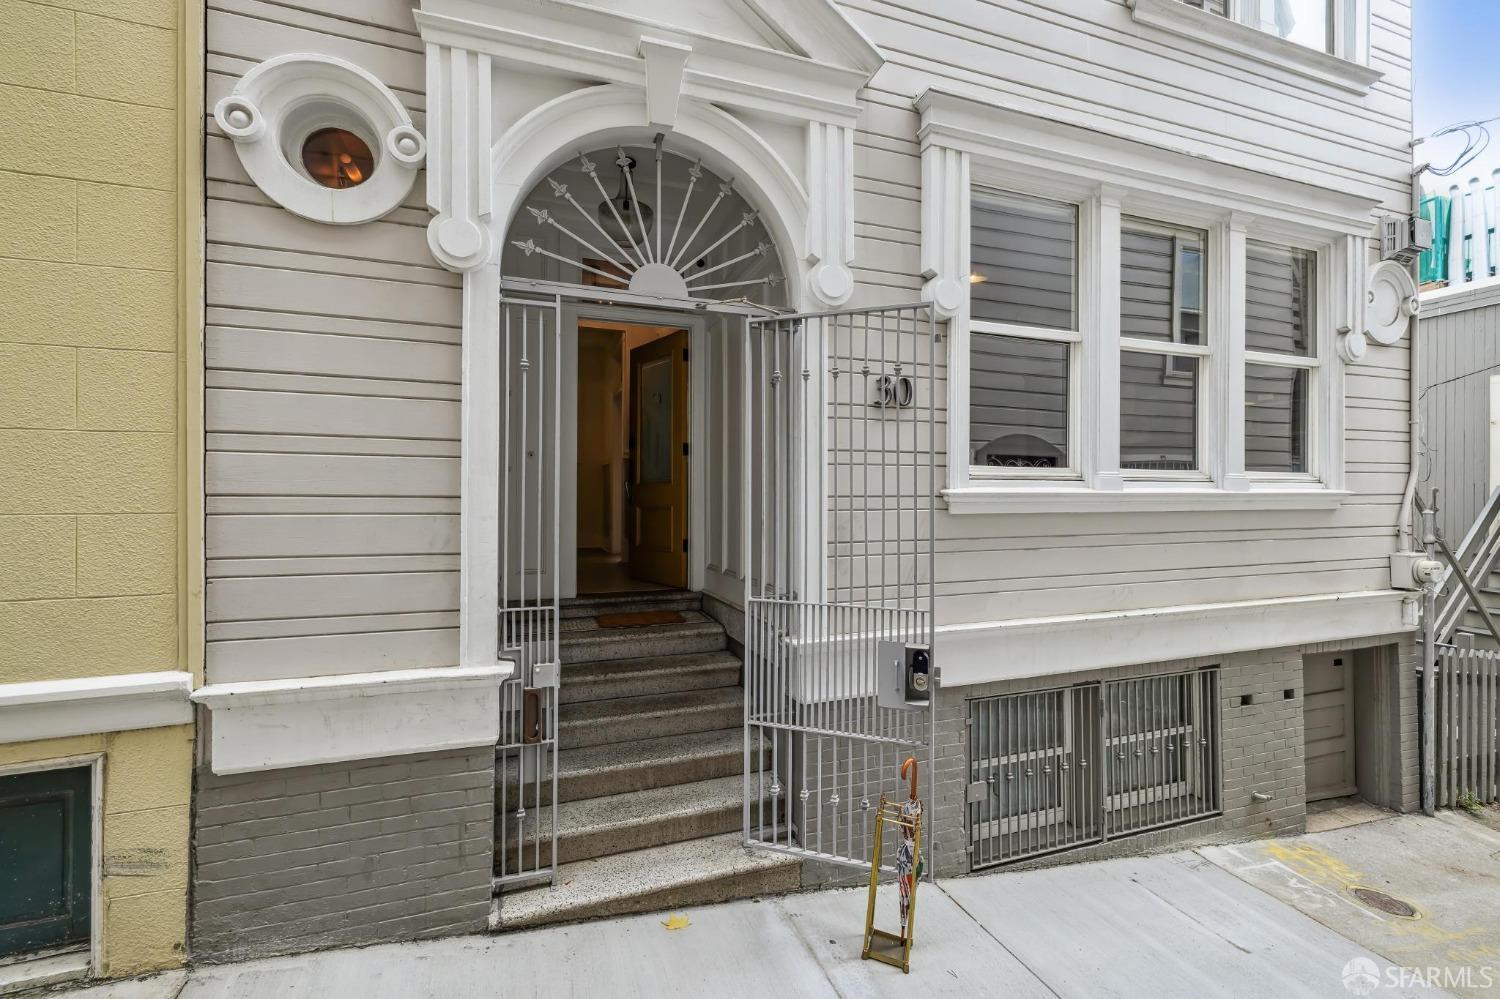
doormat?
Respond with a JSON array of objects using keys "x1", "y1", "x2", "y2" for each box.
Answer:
[{"x1": 595, "y1": 610, "x2": 686, "y2": 629}]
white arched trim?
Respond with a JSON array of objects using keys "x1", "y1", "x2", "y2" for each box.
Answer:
[{"x1": 489, "y1": 83, "x2": 810, "y2": 307}]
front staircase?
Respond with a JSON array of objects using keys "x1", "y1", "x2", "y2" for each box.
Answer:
[{"x1": 492, "y1": 591, "x2": 801, "y2": 930}]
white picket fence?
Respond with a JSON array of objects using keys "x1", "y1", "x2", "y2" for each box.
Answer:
[{"x1": 1434, "y1": 645, "x2": 1500, "y2": 808}]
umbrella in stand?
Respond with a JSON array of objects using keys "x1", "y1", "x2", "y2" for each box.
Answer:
[
  {"x1": 895, "y1": 757, "x2": 923, "y2": 938},
  {"x1": 862, "y1": 755, "x2": 925, "y2": 974}
]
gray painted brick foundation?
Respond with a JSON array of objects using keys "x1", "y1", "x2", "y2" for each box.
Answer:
[
  {"x1": 191, "y1": 748, "x2": 494, "y2": 962},
  {"x1": 923, "y1": 634, "x2": 1419, "y2": 878}
]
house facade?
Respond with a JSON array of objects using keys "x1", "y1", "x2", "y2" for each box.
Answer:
[
  {"x1": 186, "y1": 0, "x2": 1421, "y2": 960},
  {"x1": 0, "y1": 0, "x2": 204, "y2": 988}
]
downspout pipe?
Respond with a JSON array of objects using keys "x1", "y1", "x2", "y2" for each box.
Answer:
[{"x1": 1399, "y1": 162, "x2": 1430, "y2": 552}]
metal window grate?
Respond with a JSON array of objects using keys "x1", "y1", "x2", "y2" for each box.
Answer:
[{"x1": 967, "y1": 669, "x2": 1220, "y2": 869}]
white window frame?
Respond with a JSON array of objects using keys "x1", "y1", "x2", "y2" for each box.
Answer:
[
  {"x1": 1243, "y1": 236, "x2": 1327, "y2": 483},
  {"x1": 1127, "y1": 0, "x2": 1380, "y2": 95},
  {"x1": 968, "y1": 188, "x2": 1086, "y2": 482},
  {"x1": 1119, "y1": 216, "x2": 1214, "y2": 482},
  {"x1": 918, "y1": 90, "x2": 1366, "y2": 515}
]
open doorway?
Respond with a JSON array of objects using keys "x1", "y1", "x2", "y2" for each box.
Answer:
[{"x1": 575, "y1": 321, "x2": 690, "y2": 595}]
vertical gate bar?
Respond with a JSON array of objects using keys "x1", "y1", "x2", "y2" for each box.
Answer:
[
  {"x1": 742, "y1": 326, "x2": 751, "y2": 847},
  {"x1": 1463, "y1": 650, "x2": 1472, "y2": 800}
]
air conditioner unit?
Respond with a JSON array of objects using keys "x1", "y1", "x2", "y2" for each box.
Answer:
[{"x1": 1380, "y1": 214, "x2": 1433, "y2": 265}]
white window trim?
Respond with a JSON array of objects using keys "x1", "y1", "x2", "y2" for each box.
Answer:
[
  {"x1": 917, "y1": 89, "x2": 1369, "y2": 515},
  {"x1": 1127, "y1": 0, "x2": 1381, "y2": 95},
  {"x1": 1119, "y1": 216, "x2": 1214, "y2": 481},
  {"x1": 1244, "y1": 237, "x2": 1324, "y2": 481},
  {"x1": 968, "y1": 188, "x2": 1084, "y2": 481}
]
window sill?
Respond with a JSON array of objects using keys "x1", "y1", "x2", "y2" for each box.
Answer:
[
  {"x1": 1127, "y1": 0, "x2": 1382, "y2": 95},
  {"x1": 942, "y1": 484, "x2": 1350, "y2": 514}
]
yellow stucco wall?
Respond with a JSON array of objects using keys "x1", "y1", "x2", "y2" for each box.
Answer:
[{"x1": 0, "y1": 0, "x2": 201, "y2": 979}]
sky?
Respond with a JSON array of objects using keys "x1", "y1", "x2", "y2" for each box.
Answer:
[{"x1": 1412, "y1": 2, "x2": 1500, "y2": 193}]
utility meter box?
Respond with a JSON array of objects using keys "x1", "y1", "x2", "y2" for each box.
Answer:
[
  {"x1": 1380, "y1": 214, "x2": 1433, "y2": 265},
  {"x1": 876, "y1": 640, "x2": 932, "y2": 710}
]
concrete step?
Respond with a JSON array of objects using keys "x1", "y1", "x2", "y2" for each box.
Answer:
[
  {"x1": 493, "y1": 832, "x2": 801, "y2": 931},
  {"x1": 560, "y1": 650, "x2": 741, "y2": 704},
  {"x1": 559, "y1": 686, "x2": 742, "y2": 750},
  {"x1": 498, "y1": 728, "x2": 765, "y2": 806},
  {"x1": 503, "y1": 773, "x2": 775, "y2": 866},
  {"x1": 561, "y1": 590, "x2": 701, "y2": 620},
  {"x1": 559, "y1": 614, "x2": 726, "y2": 664}
]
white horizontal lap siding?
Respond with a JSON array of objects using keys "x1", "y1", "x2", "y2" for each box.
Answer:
[
  {"x1": 204, "y1": 0, "x2": 457, "y2": 684},
  {"x1": 842, "y1": 0, "x2": 1411, "y2": 627}
]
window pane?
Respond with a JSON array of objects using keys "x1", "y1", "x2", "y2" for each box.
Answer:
[
  {"x1": 1191, "y1": 0, "x2": 1332, "y2": 53},
  {"x1": 1246, "y1": 241, "x2": 1316, "y2": 356},
  {"x1": 1121, "y1": 351, "x2": 1197, "y2": 470},
  {"x1": 1246, "y1": 363, "x2": 1308, "y2": 473},
  {"x1": 1121, "y1": 222, "x2": 1208, "y2": 345},
  {"x1": 970, "y1": 191, "x2": 1077, "y2": 331},
  {"x1": 970, "y1": 334, "x2": 1069, "y2": 468}
]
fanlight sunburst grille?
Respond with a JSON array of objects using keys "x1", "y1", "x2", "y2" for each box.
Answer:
[{"x1": 504, "y1": 144, "x2": 785, "y2": 303}]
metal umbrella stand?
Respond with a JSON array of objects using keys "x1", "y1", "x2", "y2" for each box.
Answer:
[{"x1": 862, "y1": 757, "x2": 924, "y2": 974}]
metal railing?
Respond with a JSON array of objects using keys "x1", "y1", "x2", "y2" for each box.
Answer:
[
  {"x1": 493, "y1": 295, "x2": 563, "y2": 890},
  {"x1": 1423, "y1": 485, "x2": 1500, "y2": 644},
  {"x1": 968, "y1": 669, "x2": 1220, "y2": 869},
  {"x1": 1434, "y1": 643, "x2": 1500, "y2": 808}
]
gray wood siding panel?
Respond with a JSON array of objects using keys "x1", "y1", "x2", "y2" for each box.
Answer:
[
  {"x1": 1419, "y1": 296, "x2": 1500, "y2": 543},
  {"x1": 204, "y1": 0, "x2": 458, "y2": 683}
]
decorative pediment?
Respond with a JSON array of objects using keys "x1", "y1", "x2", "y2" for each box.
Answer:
[{"x1": 416, "y1": 0, "x2": 881, "y2": 123}]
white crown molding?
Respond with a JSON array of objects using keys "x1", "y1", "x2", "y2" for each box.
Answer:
[
  {"x1": 191, "y1": 666, "x2": 505, "y2": 774},
  {"x1": 937, "y1": 590, "x2": 1410, "y2": 687},
  {"x1": 1127, "y1": 0, "x2": 1382, "y2": 95},
  {"x1": 915, "y1": 87, "x2": 1380, "y2": 237},
  {"x1": 213, "y1": 54, "x2": 425, "y2": 226},
  {"x1": 0, "y1": 672, "x2": 193, "y2": 744}
]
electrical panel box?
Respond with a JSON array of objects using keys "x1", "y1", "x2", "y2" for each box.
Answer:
[
  {"x1": 876, "y1": 640, "x2": 932, "y2": 710},
  {"x1": 1380, "y1": 214, "x2": 1433, "y2": 265}
]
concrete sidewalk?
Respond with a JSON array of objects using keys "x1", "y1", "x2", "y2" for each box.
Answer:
[{"x1": 57, "y1": 813, "x2": 1500, "y2": 999}]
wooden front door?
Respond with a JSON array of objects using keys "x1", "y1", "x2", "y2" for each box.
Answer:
[
  {"x1": 0, "y1": 766, "x2": 92, "y2": 959},
  {"x1": 1304, "y1": 653, "x2": 1358, "y2": 802},
  {"x1": 628, "y1": 330, "x2": 689, "y2": 587}
]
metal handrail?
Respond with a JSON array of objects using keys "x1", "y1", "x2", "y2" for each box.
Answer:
[{"x1": 1420, "y1": 485, "x2": 1500, "y2": 642}]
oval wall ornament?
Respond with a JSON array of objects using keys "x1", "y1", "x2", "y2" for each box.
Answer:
[
  {"x1": 213, "y1": 54, "x2": 425, "y2": 226},
  {"x1": 1364, "y1": 259, "x2": 1419, "y2": 346}
]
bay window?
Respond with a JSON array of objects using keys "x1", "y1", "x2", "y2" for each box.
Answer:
[{"x1": 968, "y1": 190, "x2": 1079, "y2": 474}]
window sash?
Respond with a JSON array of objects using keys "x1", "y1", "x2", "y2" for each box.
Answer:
[
  {"x1": 1193, "y1": 0, "x2": 1336, "y2": 54},
  {"x1": 968, "y1": 189, "x2": 1085, "y2": 479}
]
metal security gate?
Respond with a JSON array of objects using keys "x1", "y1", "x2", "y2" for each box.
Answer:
[
  {"x1": 494, "y1": 295, "x2": 563, "y2": 889},
  {"x1": 743, "y1": 303, "x2": 940, "y2": 874},
  {"x1": 967, "y1": 669, "x2": 1220, "y2": 868},
  {"x1": 1434, "y1": 645, "x2": 1500, "y2": 808}
]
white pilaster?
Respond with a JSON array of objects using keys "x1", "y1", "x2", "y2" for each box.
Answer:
[
  {"x1": 425, "y1": 43, "x2": 493, "y2": 272},
  {"x1": 1221, "y1": 214, "x2": 1251, "y2": 491},
  {"x1": 804, "y1": 120, "x2": 855, "y2": 306},
  {"x1": 1086, "y1": 188, "x2": 1124, "y2": 490},
  {"x1": 920, "y1": 143, "x2": 968, "y2": 320}
]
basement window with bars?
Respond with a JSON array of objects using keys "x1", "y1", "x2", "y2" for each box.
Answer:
[{"x1": 966, "y1": 668, "x2": 1220, "y2": 868}]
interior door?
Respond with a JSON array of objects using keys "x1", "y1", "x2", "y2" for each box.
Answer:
[
  {"x1": 629, "y1": 330, "x2": 689, "y2": 587},
  {"x1": 1304, "y1": 652, "x2": 1357, "y2": 801}
]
